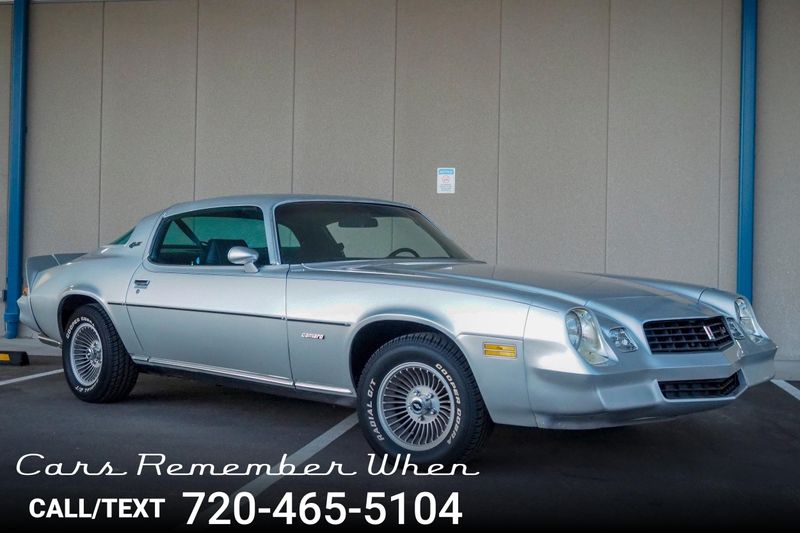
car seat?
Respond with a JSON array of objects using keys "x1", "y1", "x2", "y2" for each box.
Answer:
[{"x1": 204, "y1": 239, "x2": 248, "y2": 266}]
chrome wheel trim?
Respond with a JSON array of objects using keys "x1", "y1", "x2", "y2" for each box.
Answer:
[
  {"x1": 377, "y1": 362, "x2": 456, "y2": 452},
  {"x1": 69, "y1": 322, "x2": 103, "y2": 387}
]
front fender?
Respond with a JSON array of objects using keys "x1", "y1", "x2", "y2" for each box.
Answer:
[
  {"x1": 348, "y1": 305, "x2": 535, "y2": 427},
  {"x1": 346, "y1": 311, "x2": 462, "y2": 353}
]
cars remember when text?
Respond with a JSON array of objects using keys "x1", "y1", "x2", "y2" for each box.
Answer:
[{"x1": 17, "y1": 195, "x2": 776, "y2": 464}]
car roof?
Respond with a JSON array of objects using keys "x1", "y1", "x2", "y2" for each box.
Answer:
[{"x1": 161, "y1": 194, "x2": 413, "y2": 218}]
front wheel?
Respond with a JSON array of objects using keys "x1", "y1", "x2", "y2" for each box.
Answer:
[
  {"x1": 357, "y1": 333, "x2": 493, "y2": 464},
  {"x1": 62, "y1": 303, "x2": 138, "y2": 403}
]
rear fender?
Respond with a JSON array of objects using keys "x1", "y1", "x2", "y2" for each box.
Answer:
[
  {"x1": 56, "y1": 288, "x2": 143, "y2": 356},
  {"x1": 26, "y1": 253, "x2": 85, "y2": 289}
]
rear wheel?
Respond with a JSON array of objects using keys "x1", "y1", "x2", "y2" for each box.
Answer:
[
  {"x1": 357, "y1": 333, "x2": 493, "y2": 464},
  {"x1": 62, "y1": 304, "x2": 138, "y2": 403}
]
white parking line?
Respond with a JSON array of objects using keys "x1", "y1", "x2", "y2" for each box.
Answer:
[
  {"x1": 197, "y1": 411, "x2": 359, "y2": 522},
  {"x1": 772, "y1": 379, "x2": 800, "y2": 401},
  {"x1": 237, "y1": 412, "x2": 359, "y2": 495},
  {"x1": 0, "y1": 369, "x2": 63, "y2": 387}
]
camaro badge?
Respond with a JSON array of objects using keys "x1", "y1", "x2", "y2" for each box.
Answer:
[
  {"x1": 301, "y1": 332, "x2": 325, "y2": 340},
  {"x1": 703, "y1": 325, "x2": 716, "y2": 341}
]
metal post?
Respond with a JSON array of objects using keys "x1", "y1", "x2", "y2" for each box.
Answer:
[
  {"x1": 737, "y1": 0, "x2": 757, "y2": 302},
  {"x1": 4, "y1": 0, "x2": 30, "y2": 338}
]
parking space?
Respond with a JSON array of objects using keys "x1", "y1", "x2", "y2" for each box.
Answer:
[
  {"x1": 1, "y1": 359, "x2": 353, "y2": 527},
  {"x1": 1, "y1": 357, "x2": 799, "y2": 528},
  {"x1": 278, "y1": 381, "x2": 800, "y2": 526},
  {"x1": 0, "y1": 355, "x2": 61, "y2": 382}
]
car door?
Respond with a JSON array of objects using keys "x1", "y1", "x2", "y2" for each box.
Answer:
[{"x1": 125, "y1": 205, "x2": 292, "y2": 385}]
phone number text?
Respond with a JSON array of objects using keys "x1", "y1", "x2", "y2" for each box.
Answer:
[{"x1": 185, "y1": 490, "x2": 462, "y2": 526}]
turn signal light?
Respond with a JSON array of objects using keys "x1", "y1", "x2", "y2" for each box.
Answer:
[
  {"x1": 483, "y1": 343, "x2": 517, "y2": 358},
  {"x1": 608, "y1": 327, "x2": 638, "y2": 352}
]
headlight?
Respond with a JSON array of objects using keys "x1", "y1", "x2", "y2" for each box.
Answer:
[
  {"x1": 565, "y1": 308, "x2": 609, "y2": 365},
  {"x1": 565, "y1": 311, "x2": 582, "y2": 346},
  {"x1": 735, "y1": 297, "x2": 766, "y2": 343}
]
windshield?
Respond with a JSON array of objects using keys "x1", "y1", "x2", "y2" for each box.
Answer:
[{"x1": 275, "y1": 202, "x2": 471, "y2": 264}]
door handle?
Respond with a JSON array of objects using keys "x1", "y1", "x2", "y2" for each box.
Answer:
[{"x1": 134, "y1": 279, "x2": 150, "y2": 289}]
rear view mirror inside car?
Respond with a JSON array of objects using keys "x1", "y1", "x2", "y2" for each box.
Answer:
[{"x1": 338, "y1": 215, "x2": 378, "y2": 228}]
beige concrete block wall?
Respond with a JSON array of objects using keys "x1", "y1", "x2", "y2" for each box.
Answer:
[
  {"x1": 498, "y1": 0, "x2": 608, "y2": 272},
  {"x1": 394, "y1": 0, "x2": 501, "y2": 263},
  {"x1": 195, "y1": 0, "x2": 294, "y2": 198},
  {"x1": 0, "y1": 0, "x2": 796, "y2": 360},
  {"x1": 293, "y1": 0, "x2": 395, "y2": 198},
  {"x1": 756, "y1": 0, "x2": 800, "y2": 356},
  {"x1": 99, "y1": 0, "x2": 198, "y2": 243},
  {"x1": 608, "y1": 0, "x2": 723, "y2": 288},
  {"x1": 719, "y1": 0, "x2": 741, "y2": 292},
  {"x1": 26, "y1": 2, "x2": 103, "y2": 257}
]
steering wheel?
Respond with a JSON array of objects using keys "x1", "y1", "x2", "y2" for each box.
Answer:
[{"x1": 387, "y1": 247, "x2": 420, "y2": 258}]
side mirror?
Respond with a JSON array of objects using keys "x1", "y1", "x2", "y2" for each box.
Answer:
[{"x1": 227, "y1": 246, "x2": 259, "y2": 273}]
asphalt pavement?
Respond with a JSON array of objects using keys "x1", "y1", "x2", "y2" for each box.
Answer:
[{"x1": 1, "y1": 356, "x2": 799, "y2": 529}]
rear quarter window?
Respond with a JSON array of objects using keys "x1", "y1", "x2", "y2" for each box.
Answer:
[{"x1": 109, "y1": 228, "x2": 134, "y2": 245}]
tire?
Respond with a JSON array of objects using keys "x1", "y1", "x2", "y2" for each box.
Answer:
[
  {"x1": 62, "y1": 303, "x2": 138, "y2": 403},
  {"x1": 357, "y1": 333, "x2": 493, "y2": 464}
]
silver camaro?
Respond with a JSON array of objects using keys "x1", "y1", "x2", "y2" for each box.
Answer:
[{"x1": 18, "y1": 195, "x2": 776, "y2": 463}]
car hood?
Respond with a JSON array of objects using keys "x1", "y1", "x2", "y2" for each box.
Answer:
[{"x1": 319, "y1": 261, "x2": 711, "y2": 317}]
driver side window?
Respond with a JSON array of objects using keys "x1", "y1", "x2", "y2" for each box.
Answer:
[{"x1": 150, "y1": 206, "x2": 269, "y2": 267}]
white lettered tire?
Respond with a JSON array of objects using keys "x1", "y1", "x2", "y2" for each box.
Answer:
[
  {"x1": 62, "y1": 304, "x2": 138, "y2": 403},
  {"x1": 357, "y1": 333, "x2": 493, "y2": 464}
]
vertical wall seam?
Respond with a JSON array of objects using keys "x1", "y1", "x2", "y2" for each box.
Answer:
[
  {"x1": 192, "y1": 0, "x2": 199, "y2": 200},
  {"x1": 391, "y1": 0, "x2": 398, "y2": 201},
  {"x1": 290, "y1": 0, "x2": 297, "y2": 193},
  {"x1": 604, "y1": 0, "x2": 611, "y2": 273},
  {"x1": 494, "y1": 0, "x2": 502, "y2": 265},
  {"x1": 716, "y1": 0, "x2": 724, "y2": 287},
  {"x1": 97, "y1": 1, "x2": 105, "y2": 246}
]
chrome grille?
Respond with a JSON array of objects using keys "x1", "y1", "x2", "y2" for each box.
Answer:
[{"x1": 644, "y1": 316, "x2": 733, "y2": 353}]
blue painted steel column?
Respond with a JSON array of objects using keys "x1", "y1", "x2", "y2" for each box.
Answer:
[
  {"x1": 4, "y1": 0, "x2": 30, "y2": 338},
  {"x1": 737, "y1": 0, "x2": 757, "y2": 301}
]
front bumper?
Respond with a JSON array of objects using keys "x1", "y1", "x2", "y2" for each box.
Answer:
[{"x1": 526, "y1": 340, "x2": 776, "y2": 429}]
